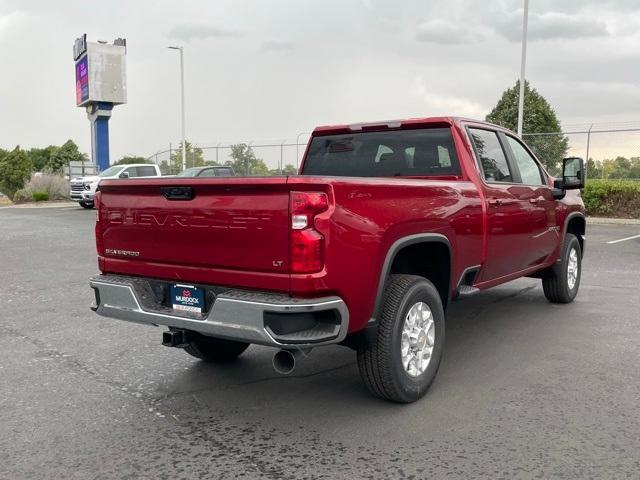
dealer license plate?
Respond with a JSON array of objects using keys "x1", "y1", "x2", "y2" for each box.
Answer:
[{"x1": 171, "y1": 284, "x2": 205, "y2": 314}]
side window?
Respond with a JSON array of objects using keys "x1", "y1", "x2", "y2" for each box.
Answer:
[
  {"x1": 216, "y1": 168, "x2": 234, "y2": 177},
  {"x1": 136, "y1": 166, "x2": 157, "y2": 177},
  {"x1": 505, "y1": 136, "x2": 545, "y2": 185},
  {"x1": 124, "y1": 167, "x2": 138, "y2": 178},
  {"x1": 468, "y1": 128, "x2": 513, "y2": 183},
  {"x1": 197, "y1": 168, "x2": 216, "y2": 177}
]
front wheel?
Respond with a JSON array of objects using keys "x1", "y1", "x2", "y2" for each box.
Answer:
[
  {"x1": 542, "y1": 233, "x2": 582, "y2": 303},
  {"x1": 79, "y1": 201, "x2": 94, "y2": 209},
  {"x1": 184, "y1": 334, "x2": 249, "y2": 363},
  {"x1": 357, "y1": 274, "x2": 445, "y2": 403}
]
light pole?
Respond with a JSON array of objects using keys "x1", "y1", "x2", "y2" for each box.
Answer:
[
  {"x1": 168, "y1": 46, "x2": 186, "y2": 171},
  {"x1": 295, "y1": 132, "x2": 309, "y2": 168},
  {"x1": 517, "y1": 0, "x2": 529, "y2": 137}
]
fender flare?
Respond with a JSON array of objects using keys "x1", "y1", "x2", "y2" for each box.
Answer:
[
  {"x1": 563, "y1": 211, "x2": 586, "y2": 256},
  {"x1": 369, "y1": 233, "x2": 452, "y2": 324}
]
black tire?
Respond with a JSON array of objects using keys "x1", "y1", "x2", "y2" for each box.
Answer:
[
  {"x1": 357, "y1": 274, "x2": 445, "y2": 403},
  {"x1": 79, "y1": 201, "x2": 94, "y2": 209},
  {"x1": 542, "y1": 233, "x2": 582, "y2": 303},
  {"x1": 184, "y1": 334, "x2": 249, "y2": 363}
]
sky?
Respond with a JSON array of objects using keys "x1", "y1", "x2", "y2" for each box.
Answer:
[{"x1": 0, "y1": 0, "x2": 639, "y2": 166}]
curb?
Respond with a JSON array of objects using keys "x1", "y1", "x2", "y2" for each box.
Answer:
[
  {"x1": 0, "y1": 201, "x2": 78, "y2": 209},
  {"x1": 587, "y1": 217, "x2": 640, "y2": 225}
]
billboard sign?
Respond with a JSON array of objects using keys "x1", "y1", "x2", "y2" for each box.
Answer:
[
  {"x1": 75, "y1": 55, "x2": 89, "y2": 105},
  {"x1": 73, "y1": 35, "x2": 127, "y2": 107}
]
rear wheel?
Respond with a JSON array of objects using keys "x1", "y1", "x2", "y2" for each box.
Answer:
[
  {"x1": 542, "y1": 233, "x2": 582, "y2": 303},
  {"x1": 357, "y1": 274, "x2": 445, "y2": 403},
  {"x1": 184, "y1": 334, "x2": 249, "y2": 363},
  {"x1": 79, "y1": 201, "x2": 94, "y2": 209}
]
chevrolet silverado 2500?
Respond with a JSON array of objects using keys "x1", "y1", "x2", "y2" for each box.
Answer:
[
  {"x1": 70, "y1": 163, "x2": 162, "y2": 209},
  {"x1": 89, "y1": 117, "x2": 586, "y2": 403}
]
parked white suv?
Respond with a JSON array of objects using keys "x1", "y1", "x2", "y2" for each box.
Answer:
[{"x1": 70, "y1": 164, "x2": 162, "y2": 209}]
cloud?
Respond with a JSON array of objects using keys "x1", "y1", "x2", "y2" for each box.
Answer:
[
  {"x1": 416, "y1": 19, "x2": 485, "y2": 45},
  {"x1": 167, "y1": 23, "x2": 242, "y2": 42},
  {"x1": 497, "y1": 11, "x2": 609, "y2": 42},
  {"x1": 414, "y1": 76, "x2": 487, "y2": 119},
  {"x1": 0, "y1": 10, "x2": 22, "y2": 35},
  {"x1": 261, "y1": 39, "x2": 293, "y2": 52}
]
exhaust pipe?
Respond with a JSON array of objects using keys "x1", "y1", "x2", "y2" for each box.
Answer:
[{"x1": 272, "y1": 349, "x2": 310, "y2": 375}]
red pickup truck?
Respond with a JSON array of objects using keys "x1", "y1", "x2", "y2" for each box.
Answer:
[{"x1": 90, "y1": 117, "x2": 586, "y2": 403}]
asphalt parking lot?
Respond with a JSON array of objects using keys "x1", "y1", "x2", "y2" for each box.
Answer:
[{"x1": 1, "y1": 205, "x2": 639, "y2": 479}]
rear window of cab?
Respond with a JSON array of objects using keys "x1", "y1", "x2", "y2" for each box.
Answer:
[{"x1": 302, "y1": 128, "x2": 460, "y2": 178}]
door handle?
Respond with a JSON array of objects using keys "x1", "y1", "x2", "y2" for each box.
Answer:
[
  {"x1": 488, "y1": 198, "x2": 502, "y2": 206},
  {"x1": 529, "y1": 198, "x2": 540, "y2": 204}
]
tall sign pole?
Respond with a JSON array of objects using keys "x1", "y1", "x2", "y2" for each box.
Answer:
[
  {"x1": 74, "y1": 34, "x2": 127, "y2": 171},
  {"x1": 517, "y1": 0, "x2": 529, "y2": 138},
  {"x1": 169, "y1": 46, "x2": 186, "y2": 171}
]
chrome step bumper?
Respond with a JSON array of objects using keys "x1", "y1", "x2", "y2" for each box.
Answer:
[{"x1": 89, "y1": 274, "x2": 349, "y2": 348}]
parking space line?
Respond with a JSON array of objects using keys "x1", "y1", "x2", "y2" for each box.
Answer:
[{"x1": 607, "y1": 234, "x2": 640, "y2": 244}]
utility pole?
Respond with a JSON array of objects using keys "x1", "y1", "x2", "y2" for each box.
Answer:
[
  {"x1": 168, "y1": 46, "x2": 186, "y2": 171},
  {"x1": 517, "y1": 0, "x2": 529, "y2": 137}
]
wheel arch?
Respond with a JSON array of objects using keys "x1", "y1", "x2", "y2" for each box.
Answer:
[
  {"x1": 371, "y1": 234, "x2": 452, "y2": 323},
  {"x1": 564, "y1": 212, "x2": 586, "y2": 257}
]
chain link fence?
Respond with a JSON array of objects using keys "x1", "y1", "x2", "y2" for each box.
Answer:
[
  {"x1": 146, "y1": 135, "x2": 311, "y2": 176},
  {"x1": 145, "y1": 124, "x2": 640, "y2": 179},
  {"x1": 523, "y1": 123, "x2": 640, "y2": 180}
]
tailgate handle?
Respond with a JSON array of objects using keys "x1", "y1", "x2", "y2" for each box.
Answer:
[{"x1": 161, "y1": 186, "x2": 196, "y2": 201}]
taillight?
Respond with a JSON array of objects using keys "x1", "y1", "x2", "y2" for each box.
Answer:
[
  {"x1": 290, "y1": 191, "x2": 328, "y2": 273},
  {"x1": 94, "y1": 191, "x2": 104, "y2": 255}
]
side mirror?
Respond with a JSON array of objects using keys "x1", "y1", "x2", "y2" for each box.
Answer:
[
  {"x1": 560, "y1": 157, "x2": 584, "y2": 189},
  {"x1": 553, "y1": 157, "x2": 584, "y2": 198},
  {"x1": 119, "y1": 171, "x2": 130, "y2": 179}
]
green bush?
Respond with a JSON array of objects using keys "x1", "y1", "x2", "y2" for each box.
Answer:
[
  {"x1": 583, "y1": 180, "x2": 640, "y2": 218},
  {"x1": 13, "y1": 189, "x2": 31, "y2": 203},
  {"x1": 32, "y1": 191, "x2": 49, "y2": 202}
]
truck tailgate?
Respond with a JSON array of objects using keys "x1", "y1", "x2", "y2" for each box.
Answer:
[{"x1": 97, "y1": 177, "x2": 291, "y2": 290}]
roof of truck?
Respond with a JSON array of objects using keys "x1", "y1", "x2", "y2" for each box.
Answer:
[
  {"x1": 112, "y1": 163, "x2": 159, "y2": 167},
  {"x1": 312, "y1": 116, "x2": 505, "y2": 136}
]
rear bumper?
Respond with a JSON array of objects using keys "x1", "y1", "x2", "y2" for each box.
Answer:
[{"x1": 89, "y1": 274, "x2": 349, "y2": 348}]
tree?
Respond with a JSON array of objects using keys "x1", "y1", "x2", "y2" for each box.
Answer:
[
  {"x1": 229, "y1": 144, "x2": 269, "y2": 176},
  {"x1": 268, "y1": 164, "x2": 298, "y2": 175},
  {"x1": 586, "y1": 158, "x2": 601, "y2": 179},
  {"x1": 114, "y1": 155, "x2": 148, "y2": 165},
  {"x1": 170, "y1": 141, "x2": 204, "y2": 173},
  {"x1": 0, "y1": 146, "x2": 33, "y2": 198},
  {"x1": 27, "y1": 146, "x2": 59, "y2": 172},
  {"x1": 486, "y1": 80, "x2": 568, "y2": 171},
  {"x1": 281, "y1": 164, "x2": 298, "y2": 175},
  {"x1": 608, "y1": 156, "x2": 632, "y2": 179},
  {"x1": 630, "y1": 157, "x2": 640, "y2": 178},
  {"x1": 591, "y1": 156, "x2": 640, "y2": 180},
  {"x1": 47, "y1": 140, "x2": 87, "y2": 173}
]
